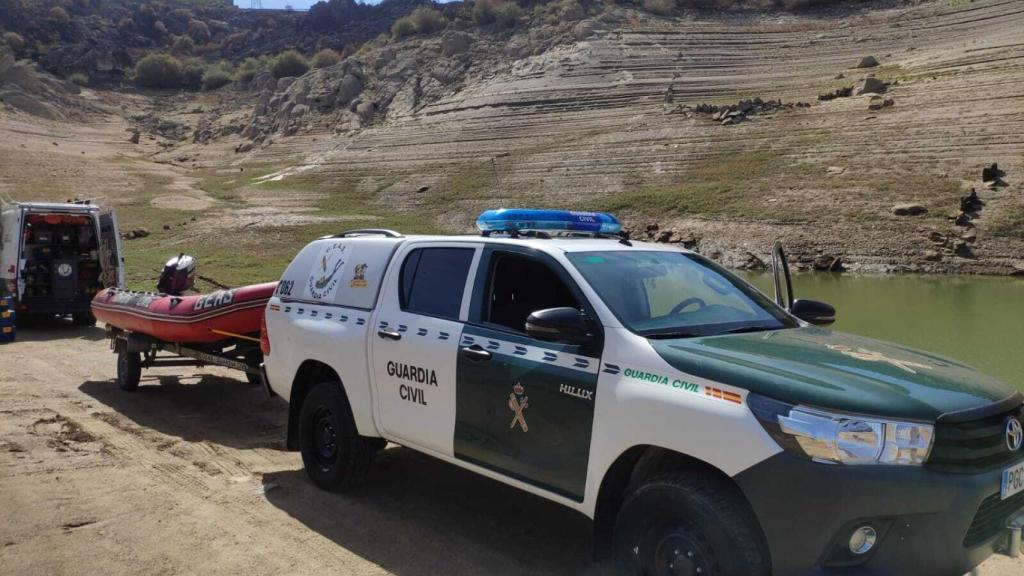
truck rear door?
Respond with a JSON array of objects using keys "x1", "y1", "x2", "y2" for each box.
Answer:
[
  {"x1": 97, "y1": 210, "x2": 124, "y2": 288},
  {"x1": 370, "y1": 242, "x2": 482, "y2": 456}
]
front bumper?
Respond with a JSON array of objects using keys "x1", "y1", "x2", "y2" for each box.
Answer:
[{"x1": 734, "y1": 452, "x2": 1024, "y2": 576}]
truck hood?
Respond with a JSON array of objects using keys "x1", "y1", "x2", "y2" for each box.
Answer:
[{"x1": 649, "y1": 327, "x2": 1015, "y2": 421}]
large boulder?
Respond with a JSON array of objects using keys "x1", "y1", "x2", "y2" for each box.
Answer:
[
  {"x1": 856, "y1": 55, "x2": 880, "y2": 68},
  {"x1": 856, "y1": 76, "x2": 887, "y2": 95},
  {"x1": 336, "y1": 73, "x2": 363, "y2": 107}
]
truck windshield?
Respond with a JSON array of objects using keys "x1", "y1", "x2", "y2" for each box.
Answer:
[{"x1": 567, "y1": 251, "x2": 797, "y2": 338}]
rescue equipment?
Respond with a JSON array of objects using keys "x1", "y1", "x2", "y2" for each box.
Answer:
[
  {"x1": 91, "y1": 282, "x2": 277, "y2": 344},
  {"x1": 0, "y1": 295, "x2": 15, "y2": 343}
]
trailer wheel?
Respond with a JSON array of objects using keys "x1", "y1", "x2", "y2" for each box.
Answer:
[
  {"x1": 298, "y1": 382, "x2": 372, "y2": 492},
  {"x1": 244, "y1": 349, "x2": 263, "y2": 386},
  {"x1": 116, "y1": 350, "x2": 142, "y2": 391},
  {"x1": 612, "y1": 473, "x2": 770, "y2": 576}
]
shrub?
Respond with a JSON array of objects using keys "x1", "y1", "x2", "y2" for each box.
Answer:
[
  {"x1": 269, "y1": 50, "x2": 308, "y2": 78},
  {"x1": 134, "y1": 53, "x2": 183, "y2": 89},
  {"x1": 153, "y1": 20, "x2": 168, "y2": 36},
  {"x1": 473, "y1": 0, "x2": 498, "y2": 25},
  {"x1": 3, "y1": 31, "x2": 25, "y2": 52},
  {"x1": 642, "y1": 0, "x2": 675, "y2": 15},
  {"x1": 47, "y1": 6, "x2": 70, "y2": 25},
  {"x1": 311, "y1": 48, "x2": 341, "y2": 69},
  {"x1": 182, "y1": 60, "x2": 204, "y2": 90},
  {"x1": 117, "y1": 17, "x2": 134, "y2": 32},
  {"x1": 187, "y1": 19, "x2": 210, "y2": 43},
  {"x1": 172, "y1": 35, "x2": 195, "y2": 55},
  {"x1": 68, "y1": 72, "x2": 88, "y2": 86},
  {"x1": 234, "y1": 56, "x2": 264, "y2": 83},
  {"x1": 391, "y1": 16, "x2": 417, "y2": 39},
  {"x1": 202, "y1": 68, "x2": 232, "y2": 90},
  {"x1": 410, "y1": 6, "x2": 446, "y2": 34},
  {"x1": 493, "y1": 1, "x2": 522, "y2": 27}
]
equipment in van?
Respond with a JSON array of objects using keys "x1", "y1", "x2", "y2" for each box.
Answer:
[{"x1": 1, "y1": 200, "x2": 124, "y2": 325}]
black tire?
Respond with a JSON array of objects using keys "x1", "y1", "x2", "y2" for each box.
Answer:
[
  {"x1": 244, "y1": 349, "x2": 263, "y2": 386},
  {"x1": 116, "y1": 349, "x2": 142, "y2": 391},
  {"x1": 72, "y1": 311, "x2": 96, "y2": 327},
  {"x1": 612, "y1": 473, "x2": 770, "y2": 576},
  {"x1": 298, "y1": 382, "x2": 372, "y2": 492}
]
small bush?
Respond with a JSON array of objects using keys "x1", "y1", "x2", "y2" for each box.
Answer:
[
  {"x1": 269, "y1": 50, "x2": 308, "y2": 79},
  {"x1": 391, "y1": 16, "x2": 417, "y2": 39},
  {"x1": 68, "y1": 72, "x2": 88, "y2": 86},
  {"x1": 642, "y1": 0, "x2": 675, "y2": 15},
  {"x1": 48, "y1": 6, "x2": 70, "y2": 25},
  {"x1": 410, "y1": 6, "x2": 446, "y2": 34},
  {"x1": 3, "y1": 31, "x2": 25, "y2": 52},
  {"x1": 187, "y1": 19, "x2": 210, "y2": 43},
  {"x1": 202, "y1": 68, "x2": 232, "y2": 90},
  {"x1": 311, "y1": 48, "x2": 341, "y2": 69},
  {"x1": 234, "y1": 56, "x2": 265, "y2": 83},
  {"x1": 494, "y1": 1, "x2": 522, "y2": 27},
  {"x1": 153, "y1": 20, "x2": 168, "y2": 36},
  {"x1": 182, "y1": 60, "x2": 205, "y2": 90},
  {"x1": 473, "y1": 0, "x2": 498, "y2": 25},
  {"x1": 134, "y1": 53, "x2": 183, "y2": 89},
  {"x1": 172, "y1": 35, "x2": 195, "y2": 55}
]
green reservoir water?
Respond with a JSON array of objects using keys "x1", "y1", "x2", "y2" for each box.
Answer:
[{"x1": 743, "y1": 273, "x2": 1024, "y2": 391}]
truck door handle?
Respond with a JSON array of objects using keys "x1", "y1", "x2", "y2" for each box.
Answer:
[
  {"x1": 377, "y1": 329, "x2": 402, "y2": 341},
  {"x1": 461, "y1": 345, "x2": 491, "y2": 362}
]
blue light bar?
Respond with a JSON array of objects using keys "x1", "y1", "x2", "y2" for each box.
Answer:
[{"x1": 476, "y1": 209, "x2": 621, "y2": 235}]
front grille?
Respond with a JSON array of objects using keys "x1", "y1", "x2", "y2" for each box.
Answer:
[
  {"x1": 963, "y1": 491, "x2": 1024, "y2": 547},
  {"x1": 928, "y1": 402, "x2": 1024, "y2": 473}
]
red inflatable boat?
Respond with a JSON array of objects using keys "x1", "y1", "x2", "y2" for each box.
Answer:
[{"x1": 91, "y1": 282, "x2": 277, "y2": 344}]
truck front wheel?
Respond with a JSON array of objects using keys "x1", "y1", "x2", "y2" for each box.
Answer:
[
  {"x1": 612, "y1": 473, "x2": 770, "y2": 576},
  {"x1": 298, "y1": 382, "x2": 372, "y2": 492}
]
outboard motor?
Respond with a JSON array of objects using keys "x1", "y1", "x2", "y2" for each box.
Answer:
[{"x1": 157, "y1": 254, "x2": 196, "y2": 296}]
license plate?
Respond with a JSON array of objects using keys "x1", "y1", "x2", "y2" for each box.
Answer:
[{"x1": 1002, "y1": 462, "x2": 1024, "y2": 500}]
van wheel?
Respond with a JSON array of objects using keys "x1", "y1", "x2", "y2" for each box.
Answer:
[
  {"x1": 298, "y1": 382, "x2": 372, "y2": 492},
  {"x1": 116, "y1": 350, "x2": 142, "y2": 391},
  {"x1": 72, "y1": 312, "x2": 96, "y2": 327},
  {"x1": 612, "y1": 473, "x2": 770, "y2": 576}
]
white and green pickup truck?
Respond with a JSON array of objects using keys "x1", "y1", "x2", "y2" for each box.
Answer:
[{"x1": 261, "y1": 209, "x2": 1024, "y2": 576}]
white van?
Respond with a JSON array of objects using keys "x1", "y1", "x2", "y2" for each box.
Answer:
[{"x1": 0, "y1": 201, "x2": 124, "y2": 325}]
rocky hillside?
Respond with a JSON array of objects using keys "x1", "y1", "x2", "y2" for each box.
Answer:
[
  {"x1": 190, "y1": 0, "x2": 1024, "y2": 275},
  {"x1": 0, "y1": 0, "x2": 432, "y2": 81}
]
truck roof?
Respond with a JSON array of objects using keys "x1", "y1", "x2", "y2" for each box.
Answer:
[
  {"x1": 5, "y1": 201, "x2": 100, "y2": 212},
  {"x1": 371, "y1": 234, "x2": 689, "y2": 254}
]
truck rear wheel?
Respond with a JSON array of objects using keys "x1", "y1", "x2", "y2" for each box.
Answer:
[
  {"x1": 298, "y1": 382, "x2": 372, "y2": 492},
  {"x1": 612, "y1": 473, "x2": 770, "y2": 576},
  {"x1": 116, "y1": 350, "x2": 142, "y2": 391}
]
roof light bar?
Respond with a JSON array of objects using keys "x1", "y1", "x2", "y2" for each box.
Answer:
[{"x1": 476, "y1": 209, "x2": 621, "y2": 235}]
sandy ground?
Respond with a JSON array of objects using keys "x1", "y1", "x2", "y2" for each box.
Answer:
[{"x1": 0, "y1": 323, "x2": 1021, "y2": 576}]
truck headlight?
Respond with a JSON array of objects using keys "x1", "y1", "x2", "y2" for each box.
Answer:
[{"x1": 749, "y1": 394, "x2": 934, "y2": 466}]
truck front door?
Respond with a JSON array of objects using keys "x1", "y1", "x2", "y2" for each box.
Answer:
[
  {"x1": 371, "y1": 243, "x2": 481, "y2": 456},
  {"x1": 454, "y1": 248, "x2": 602, "y2": 502}
]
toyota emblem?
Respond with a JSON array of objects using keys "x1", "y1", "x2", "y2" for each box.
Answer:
[{"x1": 1007, "y1": 417, "x2": 1024, "y2": 453}]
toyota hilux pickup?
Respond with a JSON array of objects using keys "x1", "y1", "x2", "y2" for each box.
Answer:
[{"x1": 261, "y1": 209, "x2": 1024, "y2": 576}]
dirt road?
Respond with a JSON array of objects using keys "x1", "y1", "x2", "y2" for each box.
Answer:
[{"x1": 0, "y1": 323, "x2": 1020, "y2": 576}]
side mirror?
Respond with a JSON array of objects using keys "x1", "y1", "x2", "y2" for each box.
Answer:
[
  {"x1": 791, "y1": 299, "x2": 835, "y2": 326},
  {"x1": 525, "y1": 307, "x2": 595, "y2": 344}
]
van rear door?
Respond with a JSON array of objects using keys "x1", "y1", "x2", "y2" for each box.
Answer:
[
  {"x1": 0, "y1": 205, "x2": 22, "y2": 297},
  {"x1": 98, "y1": 211, "x2": 124, "y2": 288}
]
